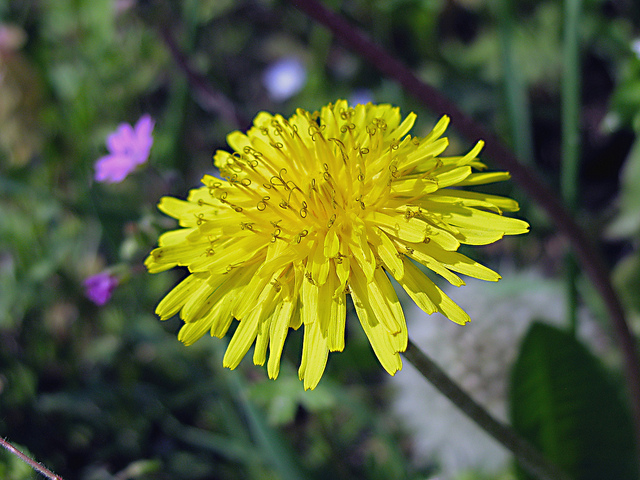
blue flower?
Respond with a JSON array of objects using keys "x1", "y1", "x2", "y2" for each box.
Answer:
[{"x1": 262, "y1": 57, "x2": 307, "y2": 102}]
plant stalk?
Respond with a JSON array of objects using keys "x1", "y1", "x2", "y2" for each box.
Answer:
[
  {"x1": 0, "y1": 437, "x2": 64, "y2": 480},
  {"x1": 402, "y1": 340, "x2": 571, "y2": 480},
  {"x1": 561, "y1": 0, "x2": 583, "y2": 335}
]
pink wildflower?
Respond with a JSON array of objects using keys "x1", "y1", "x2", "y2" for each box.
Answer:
[{"x1": 94, "y1": 114, "x2": 154, "y2": 183}]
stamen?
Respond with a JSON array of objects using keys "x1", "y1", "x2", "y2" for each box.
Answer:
[
  {"x1": 271, "y1": 228, "x2": 282, "y2": 243},
  {"x1": 257, "y1": 196, "x2": 270, "y2": 211},
  {"x1": 294, "y1": 229, "x2": 309, "y2": 244},
  {"x1": 340, "y1": 123, "x2": 355, "y2": 133}
]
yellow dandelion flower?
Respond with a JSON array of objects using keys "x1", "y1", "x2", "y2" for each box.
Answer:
[{"x1": 145, "y1": 100, "x2": 529, "y2": 390}]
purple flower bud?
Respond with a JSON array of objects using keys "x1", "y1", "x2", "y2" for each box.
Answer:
[
  {"x1": 84, "y1": 272, "x2": 119, "y2": 306},
  {"x1": 94, "y1": 114, "x2": 154, "y2": 183}
]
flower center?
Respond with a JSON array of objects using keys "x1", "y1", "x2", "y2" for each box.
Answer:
[{"x1": 211, "y1": 107, "x2": 399, "y2": 254}]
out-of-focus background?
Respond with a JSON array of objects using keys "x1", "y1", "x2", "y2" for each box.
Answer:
[{"x1": 1, "y1": 0, "x2": 640, "y2": 479}]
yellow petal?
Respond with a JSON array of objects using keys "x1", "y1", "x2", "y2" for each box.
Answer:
[
  {"x1": 428, "y1": 190, "x2": 520, "y2": 212},
  {"x1": 368, "y1": 226, "x2": 404, "y2": 279},
  {"x1": 178, "y1": 318, "x2": 214, "y2": 346},
  {"x1": 335, "y1": 249, "x2": 350, "y2": 293},
  {"x1": 457, "y1": 140, "x2": 484, "y2": 166},
  {"x1": 225, "y1": 278, "x2": 279, "y2": 369},
  {"x1": 349, "y1": 263, "x2": 404, "y2": 374},
  {"x1": 158, "y1": 228, "x2": 196, "y2": 247},
  {"x1": 267, "y1": 299, "x2": 296, "y2": 379},
  {"x1": 422, "y1": 115, "x2": 450, "y2": 144},
  {"x1": 301, "y1": 264, "x2": 318, "y2": 314},
  {"x1": 400, "y1": 258, "x2": 470, "y2": 325},
  {"x1": 404, "y1": 242, "x2": 465, "y2": 287},
  {"x1": 389, "y1": 176, "x2": 440, "y2": 198},
  {"x1": 392, "y1": 111, "x2": 417, "y2": 139},
  {"x1": 453, "y1": 227, "x2": 505, "y2": 245},
  {"x1": 368, "y1": 268, "x2": 406, "y2": 339},
  {"x1": 432, "y1": 165, "x2": 472, "y2": 189},
  {"x1": 317, "y1": 267, "x2": 336, "y2": 334},
  {"x1": 323, "y1": 228, "x2": 340, "y2": 258},
  {"x1": 349, "y1": 225, "x2": 376, "y2": 283},
  {"x1": 310, "y1": 236, "x2": 331, "y2": 286},
  {"x1": 456, "y1": 171, "x2": 511, "y2": 186},
  {"x1": 422, "y1": 201, "x2": 530, "y2": 235},
  {"x1": 155, "y1": 273, "x2": 205, "y2": 320},
  {"x1": 223, "y1": 311, "x2": 260, "y2": 370},
  {"x1": 369, "y1": 211, "x2": 426, "y2": 243},
  {"x1": 397, "y1": 137, "x2": 449, "y2": 172},
  {"x1": 234, "y1": 270, "x2": 277, "y2": 320},
  {"x1": 253, "y1": 316, "x2": 271, "y2": 366},
  {"x1": 189, "y1": 236, "x2": 266, "y2": 273},
  {"x1": 410, "y1": 241, "x2": 501, "y2": 282},
  {"x1": 298, "y1": 320, "x2": 329, "y2": 390},
  {"x1": 327, "y1": 285, "x2": 347, "y2": 352},
  {"x1": 181, "y1": 273, "x2": 229, "y2": 322}
]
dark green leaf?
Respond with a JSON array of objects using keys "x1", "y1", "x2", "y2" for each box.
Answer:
[{"x1": 509, "y1": 322, "x2": 638, "y2": 480}]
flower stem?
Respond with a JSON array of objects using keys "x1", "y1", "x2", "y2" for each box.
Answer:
[
  {"x1": 288, "y1": 0, "x2": 640, "y2": 460},
  {"x1": 402, "y1": 340, "x2": 570, "y2": 480},
  {"x1": 561, "y1": 0, "x2": 582, "y2": 216},
  {"x1": 561, "y1": 0, "x2": 583, "y2": 336},
  {"x1": 0, "y1": 437, "x2": 64, "y2": 480},
  {"x1": 495, "y1": 0, "x2": 534, "y2": 165}
]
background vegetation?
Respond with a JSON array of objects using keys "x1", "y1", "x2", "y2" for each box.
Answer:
[{"x1": 1, "y1": 0, "x2": 640, "y2": 478}]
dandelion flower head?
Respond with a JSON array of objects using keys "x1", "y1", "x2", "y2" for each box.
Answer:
[{"x1": 145, "y1": 100, "x2": 529, "y2": 390}]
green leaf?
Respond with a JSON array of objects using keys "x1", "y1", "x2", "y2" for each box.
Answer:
[
  {"x1": 606, "y1": 137, "x2": 640, "y2": 239},
  {"x1": 613, "y1": 251, "x2": 640, "y2": 313},
  {"x1": 509, "y1": 322, "x2": 638, "y2": 480}
]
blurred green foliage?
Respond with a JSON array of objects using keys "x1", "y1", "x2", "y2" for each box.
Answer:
[{"x1": 1, "y1": 0, "x2": 640, "y2": 478}]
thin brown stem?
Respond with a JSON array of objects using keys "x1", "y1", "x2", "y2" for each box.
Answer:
[
  {"x1": 0, "y1": 437, "x2": 64, "y2": 480},
  {"x1": 287, "y1": 0, "x2": 640, "y2": 458},
  {"x1": 402, "y1": 340, "x2": 571, "y2": 480}
]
